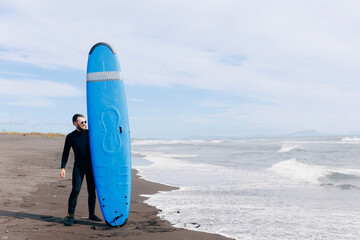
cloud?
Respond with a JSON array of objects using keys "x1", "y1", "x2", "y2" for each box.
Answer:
[
  {"x1": 1, "y1": 98, "x2": 54, "y2": 107},
  {"x1": 1, "y1": 0, "x2": 359, "y2": 96},
  {"x1": 0, "y1": 78, "x2": 82, "y2": 107},
  {"x1": 219, "y1": 55, "x2": 247, "y2": 66},
  {"x1": 0, "y1": 78, "x2": 81, "y2": 97},
  {"x1": 185, "y1": 116, "x2": 220, "y2": 124},
  {"x1": 1, "y1": 0, "x2": 360, "y2": 135},
  {"x1": 0, "y1": 71, "x2": 35, "y2": 78}
]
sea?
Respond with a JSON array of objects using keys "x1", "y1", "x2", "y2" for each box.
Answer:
[{"x1": 131, "y1": 136, "x2": 360, "y2": 240}]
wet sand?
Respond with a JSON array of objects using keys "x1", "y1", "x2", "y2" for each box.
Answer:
[{"x1": 0, "y1": 134, "x2": 231, "y2": 240}]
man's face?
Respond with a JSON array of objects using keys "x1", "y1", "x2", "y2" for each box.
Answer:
[{"x1": 74, "y1": 116, "x2": 87, "y2": 131}]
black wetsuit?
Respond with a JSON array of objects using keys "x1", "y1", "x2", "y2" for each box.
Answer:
[{"x1": 61, "y1": 129, "x2": 96, "y2": 215}]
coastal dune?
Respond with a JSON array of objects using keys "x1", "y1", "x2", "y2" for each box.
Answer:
[{"x1": 0, "y1": 134, "x2": 230, "y2": 240}]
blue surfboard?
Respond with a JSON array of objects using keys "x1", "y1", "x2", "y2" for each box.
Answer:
[{"x1": 86, "y1": 42, "x2": 131, "y2": 227}]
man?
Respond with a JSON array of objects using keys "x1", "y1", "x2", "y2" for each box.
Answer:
[{"x1": 60, "y1": 113, "x2": 102, "y2": 226}]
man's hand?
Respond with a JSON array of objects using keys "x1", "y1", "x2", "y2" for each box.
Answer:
[{"x1": 60, "y1": 168, "x2": 66, "y2": 178}]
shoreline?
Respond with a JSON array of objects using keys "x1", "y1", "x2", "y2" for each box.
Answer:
[{"x1": 0, "y1": 134, "x2": 231, "y2": 239}]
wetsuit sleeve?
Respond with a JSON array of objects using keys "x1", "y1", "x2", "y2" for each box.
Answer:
[{"x1": 61, "y1": 135, "x2": 71, "y2": 169}]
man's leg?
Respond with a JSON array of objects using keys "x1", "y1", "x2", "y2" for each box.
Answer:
[
  {"x1": 67, "y1": 166, "x2": 84, "y2": 219},
  {"x1": 86, "y1": 169, "x2": 101, "y2": 221}
]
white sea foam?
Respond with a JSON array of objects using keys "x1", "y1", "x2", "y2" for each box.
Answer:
[
  {"x1": 142, "y1": 185, "x2": 265, "y2": 240},
  {"x1": 268, "y1": 159, "x2": 329, "y2": 184},
  {"x1": 278, "y1": 144, "x2": 302, "y2": 153},
  {"x1": 341, "y1": 137, "x2": 360, "y2": 143},
  {"x1": 287, "y1": 137, "x2": 360, "y2": 144},
  {"x1": 135, "y1": 150, "x2": 288, "y2": 239},
  {"x1": 132, "y1": 138, "x2": 253, "y2": 146},
  {"x1": 132, "y1": 139, "x2": 205, "y2": 146},
  {"x1": 144, "y1": 182, "x2": 360, "y2": 240},
  {"x1": 133, "y1": 150, "x2": 246, "y2": 187},
  {"x1": 268, "y1": 159, "x2": 360, "y2": 186},
  {"x1": 133, "y1": 137, "x2": 360, "y2": 240}
]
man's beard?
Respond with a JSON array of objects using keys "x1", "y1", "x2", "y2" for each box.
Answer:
[{"x1": 77, "y1": 126, "x2": 85, "y2": 132}]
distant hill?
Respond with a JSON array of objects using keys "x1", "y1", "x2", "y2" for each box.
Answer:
[{"x1": 284, "y1": 130, "x2": 325, "y2": 137}]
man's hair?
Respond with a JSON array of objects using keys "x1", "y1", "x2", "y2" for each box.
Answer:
[{"x1": 72, "y1": 114, "x2": 84, "y2": 123}]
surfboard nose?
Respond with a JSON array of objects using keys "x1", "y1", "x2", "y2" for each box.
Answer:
[
  {"x1": 87, "y1": 42, "x2": 121, "y2": 73},
  {"x1": 89, "y1": 42, "x2": 116, "y2": 55}
]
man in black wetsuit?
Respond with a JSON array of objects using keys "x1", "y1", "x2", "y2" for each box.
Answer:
[{"x1": 60, "y1": 113, "x2": 102, "y2": 226}]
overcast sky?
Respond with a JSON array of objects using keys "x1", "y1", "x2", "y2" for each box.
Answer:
[{"x1": 1, "y1": 0, "x2": 360, "y2": 138}]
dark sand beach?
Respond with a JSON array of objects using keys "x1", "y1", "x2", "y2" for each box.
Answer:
[{"x1": 0, "y1": 134, "x2": 231, "y2": 240}]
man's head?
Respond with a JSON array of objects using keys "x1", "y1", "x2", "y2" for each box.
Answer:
[{"x1": 72, "y1": 114, "x2": 87, "y2": 132}]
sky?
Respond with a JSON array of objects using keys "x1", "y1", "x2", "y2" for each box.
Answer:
[{"x1": 1, "y1": 0, "x2": 360, "y2": 138}]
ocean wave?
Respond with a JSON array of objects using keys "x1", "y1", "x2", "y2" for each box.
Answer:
[
  {"x1": 267, "y1": 159, "x2": 360, "y2": 188},
  {"x1": 131, "y1": 138, "x2": 255, "y2": 146},
  {"x1": 132, "y1": 150, "x2": 198, "y2": 159},
  {"x1": 341, "y1": 137, "x2": 360, "y2": 143},
  {"x1": 132, "y1": 150, "x2": 246, "y2": 187},
  {"x1": 278, "y1": 144, "x2": 302, "y2": 153},
  {"x1": 132, "y1": 139, "x2": 205, "y2": 145}
]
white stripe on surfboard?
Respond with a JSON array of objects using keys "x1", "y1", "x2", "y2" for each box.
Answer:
[{"x1": 87, "y1": 71, "x2": 123, "y2": 82}]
